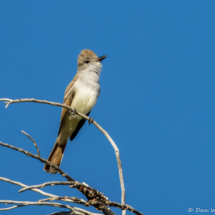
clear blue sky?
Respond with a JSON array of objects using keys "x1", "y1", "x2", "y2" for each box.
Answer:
[{"x1": 0, "y1": 1, "x2": 215, "y2": 215}]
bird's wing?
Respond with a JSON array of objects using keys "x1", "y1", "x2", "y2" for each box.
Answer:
[
  {"x1": 70, "y1": 111, "x2": 91, "y2": 141},
  {"x1": 58, "y1": 76, "x2": 78, "y2": 135}
]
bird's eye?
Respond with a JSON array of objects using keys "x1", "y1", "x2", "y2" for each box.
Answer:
[{"x1": 85, "y1": 60, "x2": 90, "y2": 64}]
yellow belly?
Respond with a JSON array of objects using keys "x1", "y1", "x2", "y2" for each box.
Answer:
[
  {"x1": 71, "y1": 88, "x2": 97, "y2": 114},
  {"x1": 58, "y1": 87, "x2": 98, "y2": 144}
]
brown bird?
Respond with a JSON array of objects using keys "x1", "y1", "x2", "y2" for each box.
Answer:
[{"x1": 44, "y1": 49, "x2": 106, "y2": 174}]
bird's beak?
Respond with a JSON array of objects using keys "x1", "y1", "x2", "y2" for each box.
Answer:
[{"x1": 97, "y1": 55, "x2": 107, "y2": 62}]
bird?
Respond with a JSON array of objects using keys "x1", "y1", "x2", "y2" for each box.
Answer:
[{"x1": 44, "y1": 49, "x2": 106, "y2": 174}]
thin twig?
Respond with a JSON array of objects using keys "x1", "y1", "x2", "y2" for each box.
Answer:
[
  {"x1": 0, "y1": 141, "x2": 75, "y2": 182},
  {"x1": 0, "y1": 205, "x2": 25, "y2": 211},
  {"x1": 0, "y1": 97, "x2": 126, "y2": 212},
  {"x1": 38, "y1": 196, "x2": 86, "y2": 205},
  {"x1": 21, "y1": 130, "x2": 40, "y2": 157},
  {"x1": 93, "y1": 121, "x2": 125, "y2": 207},
  {"x1": 73, "y1": 208, "x2": 103, "y2": 215},
  {"x1": 0, "y1": 205, "x2": 84, "y2": 215},
  {"x1": 48, "y1": 212, "x2": 72, "y2": 215},
  {"x1": 0, "y1": 177, "x2": 58, "y2": 198},
  {"x1": 0, "y1": 177, "x2": 72, "y2": 202},
  {"x1": 19, "y1": 181, "x2": 88, "y2": 193},
  {"x1": 0, "y1": 200, "x2": 76, "y2": 213},
  {"x1": 108, "y1": 202, "x2": 143, "y2": 215},
  {"x1": 49, "y1": 210, "x2": 101, "y2": 215},
  {"x1": 0, "y1": 177, "x2": 64, "y2": 200}
]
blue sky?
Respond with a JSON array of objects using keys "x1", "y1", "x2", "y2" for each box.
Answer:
[{"x1": 0, "y1": 1, "x2": 215, "y2": 215}]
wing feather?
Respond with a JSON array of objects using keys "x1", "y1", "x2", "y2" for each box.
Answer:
[
  {"x1": 58, "y1": 77, "x2": 77, "y2": 135},
  {"x1": 70, "y1": 112, "x2": 91, "y2": 141}
]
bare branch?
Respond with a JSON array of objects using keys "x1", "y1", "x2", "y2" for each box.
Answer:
[
  {"x1": 0, "y1": 141, "x2": 75, "y2": 182},
  {"x1": 49, "y1": 210, "x2": 102, "y2": 215},
  {"x1": 108, "y1": 202, "x2": 143, "y2": 215},
  {"x1": 19, "y1": 181, "x2": 89, "y2": 193},
  {"x1": 0, "y1": 177, "x2": 56, "y2": 199},
  {"x1": 0, "y1": 177, "x2": 103, "y2": 215},
  {"x1": 0, "y1": 97, "x2": 125, "y2": 211},
  {"x1": 0, "y1": 141, "x2": 108, "y2": 199},
  {"x1": 0, "y1": 142, "x2": 115, "y2": 215},
  {"x1": 39, "y1": 196, "x2": 144, "y2": 215},
  {"x1": 48, "y1": 212, "x2": 72, "y2": 215},
  {"x1": 73, "y1": 208, "x2": 103, "y2": 215},
  {"x1": 0, "y1": 177, "x2": 70, "y2": 202},
  {"x1": 0, "y1": 205, "x2": 86, "y2": 215},
  {"x1": 49, "y1": 208, "x2": 103, "y2": 215},
  {"x1": 38, "y1": 197, "x2": 87, "y2": 207},
  {"x1": 0, "y1": 200, "x2": 75, "y2": 213},
  {"x1": 92, "y1": 121, "x2": 125, "y2": 207},
  {"x1": 49, "y1": 212, "x2": 79, "y2": 215},
  {"x1": 21, "y1": 130, "x2": 40, "y2": 157},
  {"x1": 0, "y1": 205, "x2": 25, "y2": 212},
  {"x1": 39, "y1": 197, "x2": 103, "y2": 215},
  {"x1": 0, "y1": 176, "x2": 143, "y2": 215},
  {"x1": 0, "y1": 197, "x2": 104, "y2": 215}
]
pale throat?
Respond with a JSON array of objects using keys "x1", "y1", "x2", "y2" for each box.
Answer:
[
  {"x1": 80, "y1": 62, "x2": 102, "y2": 77},
  {"x1": 71, "y1": 62, "x2": 102, "y2": 114}
]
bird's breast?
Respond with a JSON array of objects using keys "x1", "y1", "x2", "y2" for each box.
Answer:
[{"x1": 71, "y1": 79, "x2": 100, "y2": 115}]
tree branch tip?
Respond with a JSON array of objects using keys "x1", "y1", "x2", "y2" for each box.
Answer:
[
  {"x1": 5, "y1": 103, "x2": 10, "y2": 108},
  {"x1": 20, "y1": 131, "x2": 40, "y2": 156}
]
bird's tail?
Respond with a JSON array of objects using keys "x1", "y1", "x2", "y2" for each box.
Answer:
[{"x1": 44, "y1": 139, "x2": 67, "y2": 174}]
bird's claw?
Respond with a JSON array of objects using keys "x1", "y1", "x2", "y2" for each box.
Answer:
[
  {"x1": 88, "y1": 117, "x2": 94, "y2": 125},
  {"x1": 72, "y1": 108, "x2": 77, "y2": 115}
]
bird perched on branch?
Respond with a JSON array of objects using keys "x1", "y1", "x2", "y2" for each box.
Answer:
[{"x1": 44, "y1": 49, "x2": 106, "y2": 174}]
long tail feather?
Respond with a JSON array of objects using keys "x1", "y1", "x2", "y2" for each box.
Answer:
[{"x1": 44, "y1": 139, "x2": 67, "y2": 174}]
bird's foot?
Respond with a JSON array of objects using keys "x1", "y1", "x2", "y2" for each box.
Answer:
[
  {"x1": 72, "y1": 108, "x2": 77, "y2": 115},
  {"x1": 88, "y1": 117, "x2": 94, "y2": 125}
]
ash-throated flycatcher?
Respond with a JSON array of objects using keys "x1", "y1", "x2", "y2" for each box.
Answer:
[{"x1": 44, "y1": 49, "x2": 106, "y2": 174}]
